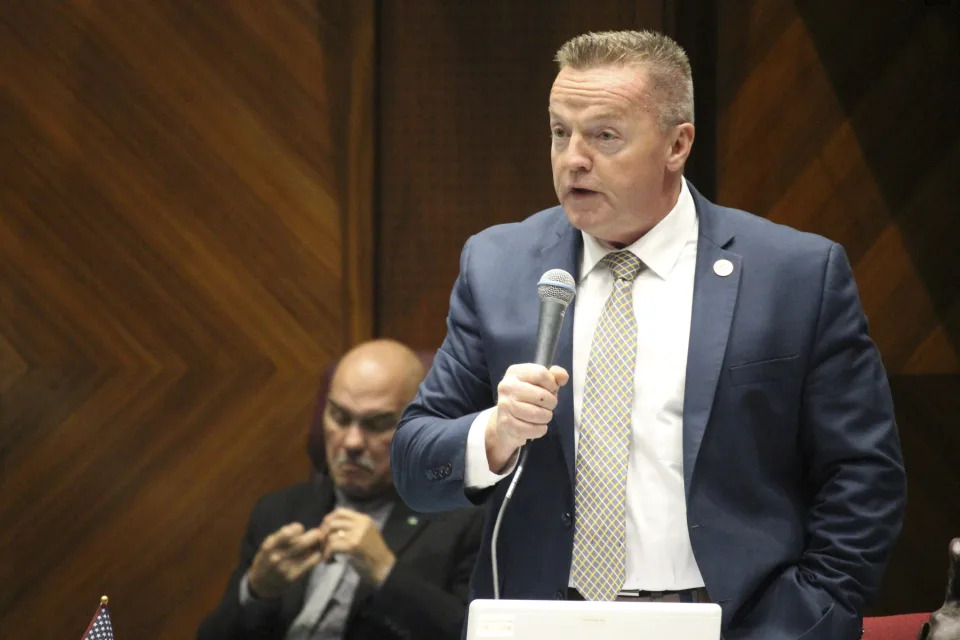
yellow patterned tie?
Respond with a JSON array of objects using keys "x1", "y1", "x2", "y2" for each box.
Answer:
[{"x1": 571, "y1": 250, "x2": 642, "y2": 601}]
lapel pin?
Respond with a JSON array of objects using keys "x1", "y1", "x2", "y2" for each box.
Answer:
[
  {"x1": 713, "y1": 259, "x2": 734, "y2": 277},
  {"x1": 407, "y1": 516, "x2": 419, "y2": 526}
]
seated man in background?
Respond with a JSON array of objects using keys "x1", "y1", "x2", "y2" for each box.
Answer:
[{"x1": 199, "y1": 339, "x2": 484, "y2": 640}]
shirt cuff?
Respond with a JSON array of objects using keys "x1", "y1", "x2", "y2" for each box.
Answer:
[{"x1": 464, "y1": 407, "x2": 519, "y2": 489}]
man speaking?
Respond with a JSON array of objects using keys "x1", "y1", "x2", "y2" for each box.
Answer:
[{"x1": 390, "y1": 29, "x2": 906, "y2": 639}]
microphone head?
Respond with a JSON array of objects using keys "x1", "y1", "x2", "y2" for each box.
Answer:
[{"x1": 537, "y1": 269, "x2": 576, "y2": 307}]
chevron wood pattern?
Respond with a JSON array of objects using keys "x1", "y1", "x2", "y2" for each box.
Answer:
[
  {"x1": 717, "y1": 0, "x2": 960, "y2": 375},
  {"x1": 717, "y1": 0, "x2": 960, "y2": 614},
  {"x1": 0, "y1": 2, "x2": 373, "y2": 638}
]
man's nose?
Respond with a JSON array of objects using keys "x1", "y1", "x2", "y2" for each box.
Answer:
[
  {"x1": 559, "y1": 133, "x2": 592, "y2": 174},
  {"x1": 342, "y1": 423, "x2": 367, "y2": 449}
]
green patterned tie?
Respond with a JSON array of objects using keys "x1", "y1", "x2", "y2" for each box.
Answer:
[{"x1": 571, "y1": 250, "x2": 642, "y2": 601}]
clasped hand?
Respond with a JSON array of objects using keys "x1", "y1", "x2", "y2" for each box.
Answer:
[{"x1": 248, "y1": 508, "x2": 396, "y2": 600}]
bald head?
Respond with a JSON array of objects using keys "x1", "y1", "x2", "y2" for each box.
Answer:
[
  {"x1": 331, "y1": 339, "x2": 425, "y2": 407},
  {"x1": 324, "y1": 340, "x2": 425, "y2": 499}
]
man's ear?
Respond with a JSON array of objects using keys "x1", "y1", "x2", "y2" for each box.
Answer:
[{"x1": 665, "y1": 122, "x2": 694, "y2": 173}]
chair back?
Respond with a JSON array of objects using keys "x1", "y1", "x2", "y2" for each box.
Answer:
[{"x1": 861, "y1": 613, "x2": 930, "y2": 640}]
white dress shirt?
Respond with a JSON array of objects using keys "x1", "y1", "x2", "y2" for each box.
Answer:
[{"x1": 466, "y1": 178, "x2": 704, "y2": 591}]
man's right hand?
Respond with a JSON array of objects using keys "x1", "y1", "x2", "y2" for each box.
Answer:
[
  {"x1": 485, "y1": 363, "x2": 569, "y2": 472},
  {"x1": 247, "y1": 523, "x2": 324, "y2": 600}
]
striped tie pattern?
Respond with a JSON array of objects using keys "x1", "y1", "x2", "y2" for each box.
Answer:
[{"x1": 571, "y1": 250, "x2": 643, "y2": 601}]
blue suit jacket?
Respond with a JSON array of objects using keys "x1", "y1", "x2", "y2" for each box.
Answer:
[{"x1": 391, "y1": 185, "x2": 906, "y2": 640}]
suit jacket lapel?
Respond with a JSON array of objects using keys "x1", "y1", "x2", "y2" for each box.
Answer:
[
  {"x1": 683, "y1": 185, "x2": 741, "y2": 499},
  {"x1": 536, "y1": 210, "x2": 582, "y2": 483},
  {"x1": 379, "y1": 499, "x2": 426, "y2": 555},
  {"x1": 350, "y1": 497, "x2": 426, "y2": 616},
  {"x1": 539, "y1": 189, "x2": 740, "y2": 494}
]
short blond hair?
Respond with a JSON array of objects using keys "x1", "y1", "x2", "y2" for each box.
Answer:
[{"x1": 555, "y1": 30, "x2": 694, "y2": 129}]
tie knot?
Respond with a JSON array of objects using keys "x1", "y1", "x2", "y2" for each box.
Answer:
[{"x1": 601, "y1": 251, "x2": 643, "y2": 281}]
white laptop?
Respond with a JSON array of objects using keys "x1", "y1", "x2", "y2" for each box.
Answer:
[{"x1": 466, "y1": 599, "x2": 722, "y2": 640}]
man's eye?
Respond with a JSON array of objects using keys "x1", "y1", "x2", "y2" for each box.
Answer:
[
  {"x1": 362, "y1": 415, "x2": 399, "y2": 433},
  {"x1": 328, "y1": 406, "x2": 350, "y2": 425},
  {"x1": 598, "y1": 131, "x2": 616, "y2": 141},
  {"x1": 551, "y1": 126, "x2": 566, "y2": 138}
]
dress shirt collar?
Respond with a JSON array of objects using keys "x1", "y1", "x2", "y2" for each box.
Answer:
[
  {"x1": 580, "y1": 177, "x2": 697, "y2": 280},
  {"x1": 333, "y1": 485, "x2": 397, "y2": 518}
]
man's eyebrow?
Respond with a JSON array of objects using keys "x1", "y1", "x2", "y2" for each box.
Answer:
[
  {"x1": 547, "y1": 107, "x2": 626, "y2": 123},
  {"x1": 327, "y1": 399, "x2": 396, "y2": 419},
  {"x1": 587, "y1": 109, "x2": 626, "y2": 122},
  {"x1": 362, "y1": 411, "x2": 400, "y2": 420}
]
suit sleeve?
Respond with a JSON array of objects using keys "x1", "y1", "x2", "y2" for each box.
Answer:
[
  {"x1": 352, "y1": 508, "x2": 484, "y2": 639},
  {"x1": 197, "y1": 500, "x2": 284, "y2": 640},
  {"x1": 391, "y1": 236, "x2": 499, "y2": 512},
  {"x1": 797, "y1": 243, "x2": 906, "y2": 618}
]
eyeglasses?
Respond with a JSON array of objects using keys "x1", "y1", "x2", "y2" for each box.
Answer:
[{"x1": 325, "y1": 400, "x2": 400, "y2": 434}]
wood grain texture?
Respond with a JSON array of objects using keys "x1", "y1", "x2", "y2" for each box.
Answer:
[
  {"x1": 717, "y1": 0, "x2": 960, "y2": 374},
  {"x1": 343, "y1": 0, "x2": 376, "y2": 347},
  {"x1": 0, "y1": 1, "x2": 373, "y2": 638},
  {"x1": 716, "y1": 0, "x2": 960, "y2": 615}
]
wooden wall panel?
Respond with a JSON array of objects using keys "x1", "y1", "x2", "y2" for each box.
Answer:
[
  {"x1": 716, "y1": 0, "x2": 960, "y2": 615},
  {"x1": 0, "y1": 2, "x2": 373, "y2": 638},
  {"x1": 376, "y1": 1, "x2": 670, "y2": 349},
  {"x1": 717, "y1": 0, "x2": 960, "y2": 375}
]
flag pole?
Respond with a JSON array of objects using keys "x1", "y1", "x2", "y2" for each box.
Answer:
[{"x1": 100, "y1": 595, "x2": 109, "y2": 606}]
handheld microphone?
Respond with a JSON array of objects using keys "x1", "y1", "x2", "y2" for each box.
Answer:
[
  {"x1": 491, "y1": 268, "x2": 576, "y2": 599},
  {"x1": 533, "y1": 269, "x2": 577, "y2": 366}
]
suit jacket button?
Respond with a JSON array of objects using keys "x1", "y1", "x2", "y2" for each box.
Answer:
[
  {"x1": 561, "y1": 512, "x2": 572, "y2": 528},
  {"x1": 554, "y1": 590, "x2": 566, "y2": 600}
]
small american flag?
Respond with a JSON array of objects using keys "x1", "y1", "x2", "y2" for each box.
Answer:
[{"x1": 81, "y1": 596, "x2": 115, "y2": 640}]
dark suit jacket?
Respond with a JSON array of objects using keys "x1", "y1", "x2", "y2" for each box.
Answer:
[
  {"x1": 198, "y1": 476, "x2": 483, "y2": 640},
  {"x1": 390, "y1": 183, "x2": 906, "y2": 640}
]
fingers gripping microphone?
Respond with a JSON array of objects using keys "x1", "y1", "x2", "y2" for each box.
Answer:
[
  {"x1": 533, "y1": 269, "x2": 577, "y2": 366},
  {"x1": 492, "y1": 269, "x2": 576, "y2": 600}
]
